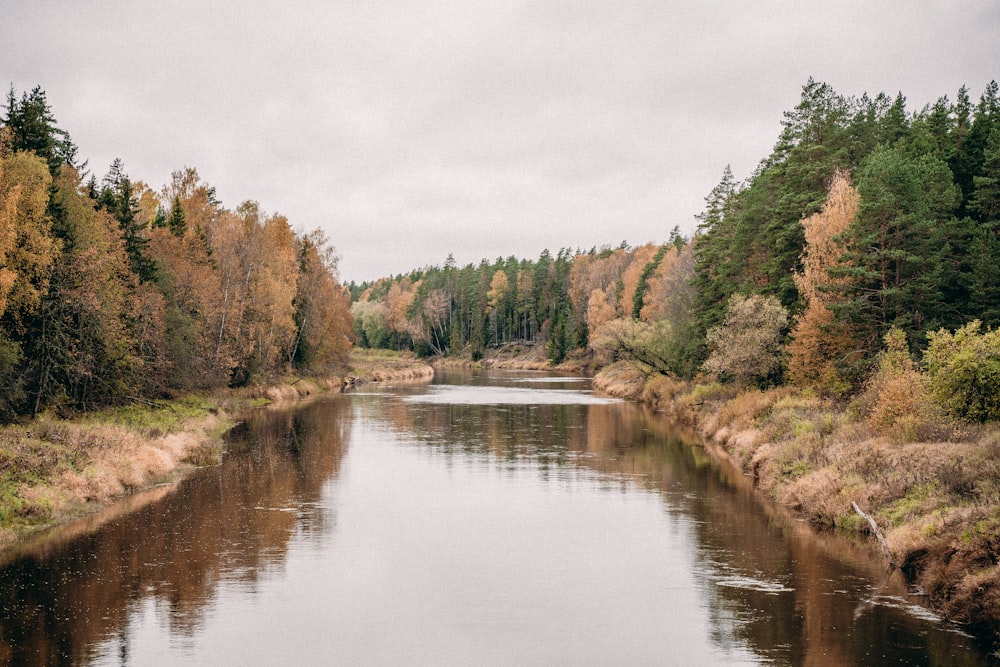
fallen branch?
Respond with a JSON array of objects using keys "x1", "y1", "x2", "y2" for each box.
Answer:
[{"x1": 852, "y1": 501, "x2": 894, "y2": 566}]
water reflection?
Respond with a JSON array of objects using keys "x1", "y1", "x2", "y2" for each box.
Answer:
[
  {"x1": 0, "y1": 370, "x2": 995, "y2": 665},
  {"x1": 0, "y1": 398, "x2": 350, "y2": 665},
  {"x1": 371, "y1": 370, "x2": 994, "y2": 665}
]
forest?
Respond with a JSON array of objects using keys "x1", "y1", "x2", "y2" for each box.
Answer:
[
  {"x1": 0, "y1": 86, "x2": 354, "y2": 422},
  {"x1": 3, "y1": 79, "x2": 1000, "y2": 425},
  {"x1": 352, "y1": 78, "x2": 1000, "y2": 422}
]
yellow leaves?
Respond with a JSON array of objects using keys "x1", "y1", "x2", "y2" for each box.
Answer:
[
  {"x1": 639, "y1": 243, "x2": 695, "y2": 326},
  {"x1": 586, "y1": 288, "x2": 615, "y2": 333},
  {"x1": 486, "y1": 270, "x2": 508, "y2": 314},
  {"x1": 794, "y1": 169, "x2": 858, "y2": 305},
  {"x1": 0, "y1": 151, "x2": 56, "y2": 326},
  {"x1": 385, "y1": 278, "x2": 418, "y2": 334},
  {"x1": 787, "y1": 170, "x2": 860, "y2": 394},
  {"x1": 619, "y1": 243, "x2": 658, "y2": 318},
  {"x1": 295, "y1": 232, "x2": 354, "y2": 372}
]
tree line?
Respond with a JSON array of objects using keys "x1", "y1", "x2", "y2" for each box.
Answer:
[
  {"x1": 0, "y1": 86, "x2": 353, "y2": 421},
  {"x1": 353, "y1": 78, "x2": 1000, "y2": 419}
]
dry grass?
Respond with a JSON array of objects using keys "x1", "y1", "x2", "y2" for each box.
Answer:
[
  {"x1": 349, "y1": 349, "x2": 435, "y2": 383},
  {"x1": 591, "y1": 361, "x2": 647, "y2": 399},
  {"x1": 0, "y1": 400, "x2": 232, "y2": 549}
]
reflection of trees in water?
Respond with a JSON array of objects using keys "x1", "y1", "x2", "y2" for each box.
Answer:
[
  {"x1": 588, "y1": 407, "x2": 987, "y2": 665},
  {"x1": 0, "y1": 397, "x2": 350, "y2": 665},
  {"x1": 383, "y1": 391, "x2": 986, "y2": 666}
]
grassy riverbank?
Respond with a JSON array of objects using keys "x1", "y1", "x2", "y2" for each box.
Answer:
[
  {"x1": 0, "y1": 396, "x2": 234, "y2": 550},
  {"x1": 430, "y1": 342, "x2": 594, "y2": 373},
  {"x1": 592, "y1": 360, "x2": 1000, "y2": 638},
  {"x1": 0, "y1": 350, "x2": 433, "y2": 551}
]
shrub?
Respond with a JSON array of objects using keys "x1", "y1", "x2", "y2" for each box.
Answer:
[
  {"x1": 924, "y1": 321, "x2": 1000, "y2": 423},
  {"x1": 703, "y1": 294, "x2": 788, "y2": 387},
  {"x1": 864, "y1": 328, "x2": 939, "y2": 441}
]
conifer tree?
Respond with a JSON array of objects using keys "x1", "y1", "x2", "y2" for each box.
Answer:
[{"x1": 167, "y1": 195, "x2": 186, "y2": 237}]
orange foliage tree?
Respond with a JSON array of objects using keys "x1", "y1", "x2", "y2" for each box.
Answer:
[
  {"x1": 619, "y1": 244, "x2": 658, "y2": 318},
  {"x1": 291, "y1": 230, "x2": 353, "y2": 373},
  {"x1": 786, "y1": 170, "x2": 860, "y2": 394}
]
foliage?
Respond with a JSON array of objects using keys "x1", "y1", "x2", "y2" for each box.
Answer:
[
  {"x1": 862, "y1": 328, "x2": 938, "y2": 441},
  {"x1": 0, "y1": 86, "x2": 356, "y2": 421},
  {"x1": 787, "y1": 170, "x2": 861, "y2": 394},
  {"x1": 703, "y1": 294, "x2": 788, "y2": 387},
  {"x1": 924, "y1": 321, "x2": 1000, "y2": 422}
]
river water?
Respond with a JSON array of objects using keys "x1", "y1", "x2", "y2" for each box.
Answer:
[{"x1": 0, "y1": 370, "x2": 995, "y2": 665}]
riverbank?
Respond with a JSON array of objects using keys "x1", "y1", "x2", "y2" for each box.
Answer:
[
  {"x1": 430, "y1": 342, "x2": 594, "y2": 373},
  {"x1": 591, "y1": 360, "x2": 1000, "y2": 640},
  {"x1": 0, "y1": 396, "x2": 235, "y2": 550},
  {"x1": 0, "y1": 350, "x2": 434, "y2": 551}
]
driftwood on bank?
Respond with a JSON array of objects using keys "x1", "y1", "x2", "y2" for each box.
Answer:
[{"x1": 852, "y1": 501, "x2": 894, "y2": 566}]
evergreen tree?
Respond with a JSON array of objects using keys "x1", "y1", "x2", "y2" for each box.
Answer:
[
  {"x1": 632, "y1": 244, "x2": 667, "y2": 319},
  {"x1": 3, "y1": 86, "x2": 77, "y2": 176},
  {"x1": 837, "y1": 145, "x2": 960, "y2": 355},
  {"x1": 98, "y1": 159, "x2": 156, "y2": 281},
  {"x1": 167, "y1": 195, "x2": 186, "y2": 237}
]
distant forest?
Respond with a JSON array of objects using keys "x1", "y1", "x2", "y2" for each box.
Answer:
[
  {"x1": 353, "y1": 79, "x2": 1000, "y2": 409},
  {"x1": 3, "y1": 79, "x2": 999, "y2": 423},
  {"x1": 0, "y1": 86, "x2": 354, "y2": 421}
]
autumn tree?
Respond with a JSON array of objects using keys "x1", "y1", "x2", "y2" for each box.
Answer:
[
  {"x1": 703, "y1": 294, "x2": 788, "y2": 387},
  {"x1": 351, "y1": 298, "x2": 388, "y2": 348},
  {"x1": 149, "y1": 217, "x2": 230, "y2": 389},
  {"x1": 0, "y1": 150, "x2": 57, "y2": 328},
  {"x1": 618, "y1": 243, "x2": 658, "y2": 319},
  {"x1": 585, "y1": 288, "x2": 616, "y2": 334},
  {"x1": 25, "y1": 166, "x2": 148, "y2": 412},
  {"x1": 568, "y1": 246, "x2": 629, "y2": 344},
  {"x1": 590, "y1": 318, "x2": 674, "y2": 374},
  {"x1": 486, "y1": 269, "x2": 509, "y2": 345},
  {"x1": 384, "y1": 276, "x2": 418, "y2": 343},
  {"x1": 628, "y1": 244, "x2": 665, "y2": 319},
  {"x1": 786, "y1": 170, "x2": 861, "y2": 394},
  {"x1": 291, "y1": 230, "x2": 353, "y2": 373},
  {"x1": 213, "y1": 202, "x2": 300, "y2": 384},
  {"x1": 0, "y1": 150, "x2": 57, "y2": 418}
]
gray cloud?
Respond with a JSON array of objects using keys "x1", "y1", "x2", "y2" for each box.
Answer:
[{"x1": 3, "y1": 1, "x2": 998, "y2": 281}]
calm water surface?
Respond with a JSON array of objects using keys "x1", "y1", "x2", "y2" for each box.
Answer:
[{"x1": 0, "y1": 370, "x2": 995, "y2": 665}]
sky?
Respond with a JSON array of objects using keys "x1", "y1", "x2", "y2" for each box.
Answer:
[{"x1": 2, "y1": 1, "x2": 998, "y2": 283}]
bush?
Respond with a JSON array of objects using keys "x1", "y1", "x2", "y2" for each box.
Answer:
[
  {"x1": 924, "y1": 321, "x2": 1000, "y2": 423},
  {"x1": 703, "y1": 294, "x2": 788, "y2": 387},
  {"x1": 864, "y1": 328, "x2": 940, "y2": 441}
]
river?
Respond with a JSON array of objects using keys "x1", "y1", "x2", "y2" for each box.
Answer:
[{"x1": 0, "y1": 369, "x2": 995, "y2": 665}]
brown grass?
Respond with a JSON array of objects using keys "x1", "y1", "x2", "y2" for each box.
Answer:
[
  {"x1": 591, "y1": 361, "x2": 647, "y2": 399},
  {"x1": 349, "y1": 349, "x2": 435, "y2": 383},
  {"x1": 0, "y1": 410, "x2": 230, "y2": 550}
]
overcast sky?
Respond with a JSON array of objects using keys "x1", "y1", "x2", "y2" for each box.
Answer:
[{"x1": 3, "y1": 2, "x2": 998, "y2": 282}]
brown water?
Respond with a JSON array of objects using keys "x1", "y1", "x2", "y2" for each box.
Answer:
[{"x1": 0, "y1": 370, "x2": 996, "y2": 665}]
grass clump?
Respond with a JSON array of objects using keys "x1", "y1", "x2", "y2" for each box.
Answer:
[
  {"x1": 0, "y1": 431, "x2": 86, "y2": 528},
  {"x1": 84, "y1": 395, "x2": 219, "y2": 436}
]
